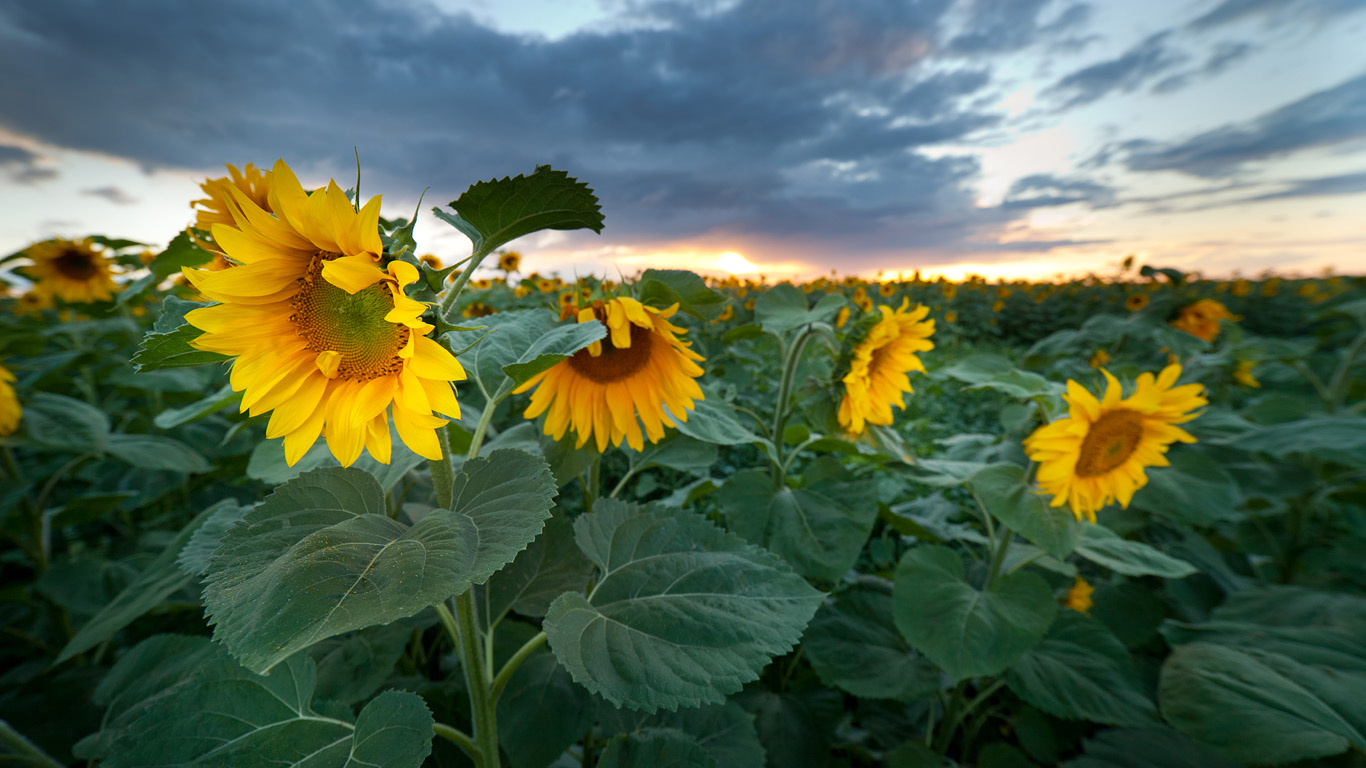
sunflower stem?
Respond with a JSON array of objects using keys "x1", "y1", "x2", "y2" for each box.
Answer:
[
  {"x1": 454, "y1": 590, "x2": 500, "y2": 768},
  {"x1": 440, "y1": 244, "x2": 497, "y2": 320},
  {"x1": 985, "y1": 529, "x2": 1014, "y2": 591},
  {"x1": 433, "y1": 722, "x2": 481, "y2": 762},
  {"x1": 1327, "y1": 327, "x2": 1366, "y2": 411},
  {"x1": 490, "y1": 631, "x2": 547, "y2": 705},
  {"x1": 770, "y1": 326, "x2": 816, "y2": 480},
  {"x1": 431, "y1": 429, "x2": 456, "y2": 510}
]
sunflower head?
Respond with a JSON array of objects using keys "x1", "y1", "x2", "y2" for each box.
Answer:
[
  {"x1": 189, "y1": 163, "x2": 273, "y2": 251},
  {"x1": 498, "y1": 251, "x2": 522, "y2": 272},
  {"x1": 945, "y1": 310, "x2": 957, "y2": 323},
  {"x1": 1125, "y1": 293, "x2": 1149, "y2": 312},
  {"x1": 514, "y1": 295, "x2": 705, "y2": 453},
  {"x1": 1024, "y1": 364, "x2": 1207, "y2": 523},
  {"x1": 1065, "y1": 577, "x2": 1094, "y2": 613},
  {"x1": 838, "y1": 298, "x2": 935, "y2": 435},
  {"x1": 1172, "y1": 299, "x2": 1238, "y2": 342},
  {"x1": 182, "y1": 159, "x2": 465, "y2": 467},
  {"x1": 22, "y1": 238, "x2": 118, "y2": 304},
  {"x1": 0, "y1": 363, "x2": 20, "y2": 436}
]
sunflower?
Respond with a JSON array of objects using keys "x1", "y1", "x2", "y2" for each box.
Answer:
[
  {"x1": 1023, "y1": 364, "x2": 1206, "y2": 523},
  {"x1": 1124, "y1": 293, "x2": 1149, "y2": 311},
  {"x1": 514, "y1": 296, "x2": 705, "y2": 452},
  {"x1": 878, "y1": 282, "x2": 895, "y2": 298},
  {"x1": 1089, "y1": 349, "x2": 1109, "y2": 368},
  {"x1": 189, "y1": 163, "x2": 273, "y2": 251},
  {"x1": 22, "y1": 238, "x2": 118, "y2": 303},
  {"x1": 182, "y1": 159, "x2": 465, "y2": 466},
  {"x1": 0, "y1": 363, "x2": 20, "y2": 436},
  {"x1": 1233, "y1": 360, "x2": 1260, "y2": 388},
  {"x1": 837, "y1": 298, "x2": 935, "y2": 435},
  {"x1": 420, "y1": 253, "x2": 442, "y2": 270},
  {"x1": 945, "y1": 310, "x2": 957, "y2": 323},
  {"x1": 1064, "y1": 577, "x2": 1093, "y2": 613},
  {"x1": 498, "y1": 250, "x2": 522, "y2": 272},
  {"x1": 1172, "y1": 299, "x2": 1237, "y2": 342}
]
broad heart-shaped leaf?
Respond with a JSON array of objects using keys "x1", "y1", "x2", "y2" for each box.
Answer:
[
  {"x1": 21, "y1": 392, "x2": 109, "y2": 454},
  {"x1": 938, "y1": 353, "x2": 1063, "y2": 399},
  {"x1": 310, "y1": 620, "x2": 419, "y2": 706},
  {"x1": 599, "y1": 701, "x2": 766, "y2": 768},
  {"x1": 497, "y1": 649, "x2": 597, "y2": 768},
  {"x1": 442, "y1": 308, "x2": 606, "y2": 399},
  {"x1": 102, "y1": 648, "x2": 433, "y2": 768},
  {"x1": 1211, "y1": 415, "x2": 1366, "y2": 466},
  {"x1": 483, "y1": 511, "x2": 593, "y2": 625},
  {"x1": 544, "y1": 500, "x2": 823, "y2": 711},
  {"x1": 804, "y1": 587, "x2": 943, "y2": 701},
  {"x1": 131, "y1": 323, "x2": 228, "y2": 372},
  {"x1": 972, "y1": 463, "x2": 1081, "y2": 560},
  {"x1": 893, "y1": 545, "x2": 1055, "y2": 681},
  {"x1": 177, "y1": 500, "x2": 249, "y2": 576},
  {"x1": 1005, "y1": 611, "x2": 1158, "y2": 726},
  {"x1": 597, "y1": 728, "x2": 718, "y2": 768},
  {"x1": 1066, "y1": 726, "x2": 1243, "y2": 768},
  {"x1": 435, "y1": 166, "x2": 603, "y2": 254},
  {"x1": 1158, "y1": 642, "x2": 1366, "y2": 765},
  {"x1": 58, "y1": 503, "x2": 221, "y2": 662},
  {"x1": 752, "y1": 283, "x2": 845, "y2": 333},
  {"x1": 1075, "y1": 525, "x2": 1196, "y2": 578},
  {"x1": 1130, "y1": 450, "x2": 1240, "y2": 525},
  {"x1": 105, "y1": 433, "x2": 211, "y2": 473},
  {"x1": 671, "y1": 386, "x2": 772, "y2": 451},
  {"x1": 636, "y1": 268, "x2": 726, "y2": 320},
  {"x1": 203, "y1": 467, "x2": 480, "y2": 673},
  {"x1": 718, "y1": 461, "x2": 878, "y2": 582},
  {"x1": 449, "y1": 448, "x2": 557, "y2": 585}
]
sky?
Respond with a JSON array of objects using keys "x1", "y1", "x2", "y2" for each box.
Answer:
[{"x1": 0, "y1": 0, "x2": 1363, "y2": 283}]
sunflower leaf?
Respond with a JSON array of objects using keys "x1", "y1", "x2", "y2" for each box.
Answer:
[
  {"x1": 636, "y1": 269, "x2": 725, "y2": 320},
  {"x1": 442, "y1": 309, "x2": 606, "y2": 401},
  {"x1": 544, "y1": 500, "x2": 823, "y2": 711},
  {"x1": 437, "y1": 166, "x2": 603, "y2": 255},
  {"x1": 598, "y1": 728, "x2": 718, "y2": 768},
  {"x1": 971, "y1": 463, "x2": 1081, "y2": 560},
  {"x1": 804, "y1": 587, "x2": 944, "y2": 701},
  {"x1": 131, "y1": 324, "x2": 229, "y2": 372},
  {"x1": 1075, "y1": 525, "x2": 1197, "y2": 578}
]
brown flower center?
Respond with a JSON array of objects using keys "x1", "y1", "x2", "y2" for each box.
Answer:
[
  {"x1": 1075, "y1": 409, "x2": 1145, "y2": 477},
  {"x1": 290, "y1": 253, "x2": 407, "y2": 381},
  {"x1": 568, "y1": 321, "x2": 653, "y2": 384},
  {"x1": 54, "y1": 248, "x2": 99, "y2": 280}
]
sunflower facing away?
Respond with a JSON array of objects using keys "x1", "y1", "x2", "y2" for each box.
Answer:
[
  {"x1": 838, "y1": 298, "x2": 935, "y2": 435},
  {"x1": 188, "y1": 163, "x2": 273, "y2": 251},
  {"x1": 0, "y1": 363, "x2": 20, "y2": 436},
  {"x1": 23, "y1": 238, "x2": 118, "y2": 303},
  {"x1": 182, "y1": 159, "x2": 465, "y2": 466},
  {"x1": 514, "y1": 296, "x2": 705, "y2": 452},
  {"x1": 1172, "y1": 299, "x2": 1237, "y2": 342},
  {"x1": 1024, "y1": 364, "x2": 1207, "y2": 523}
]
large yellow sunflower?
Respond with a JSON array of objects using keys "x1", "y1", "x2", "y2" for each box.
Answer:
[
  {"x1": 838, "y1": 298, "x2": 935, "y2": 435},
  {"x1": 188, "y1": 163, "x2": 273, "y2": 252},
  {"x1": 1023, "y1": 364, "x2": 1207, "y2": 523},
  {"x1": 0, "y1": 363, "x2": 20, "y2": 436},
  {"x1": 514, "y1": 296, "x2": 705, "y2": 452},
  {"x1": 23, "y1": 238, "x2": 118, "y2": 303},
  {"x1": 182, "y1": 159, "x2": 465, "y2": 466}
]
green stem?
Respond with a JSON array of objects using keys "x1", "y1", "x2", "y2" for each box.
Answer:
[
  {"x1": 440, "y1": 244, "x2": 496, "y2": 319},
  {"x1": 582, "y1": 456, "x2": 602, "y2": 510},
  {"x1": 0, "y1": 720, "x2": 64, "y2": 768},
  {"x1": 770, "y1": 326, "x2": 815, "y2": 481},
  {"x1": 491, "y1": 631, "x2": 548, "y2": 704},
  {"x1": 1293, "y1": 361, "x2": 1334, "y2": 406},
  {"x1": 453, "y1": 591, "x2": 500, "y2": 768},
  {"x1": 433, "y1": 722, "x2": 481, "y2": 762},
  {"x1": 985, "y1": 530, "x2": 1014, "y2": 591},
  {"x1": 1, "y1": 445, "x2": 21, "y2": 482},
  {"x1": 935, "y1": 680, "x2": 967, "y2": 756},
  {"x1": 431, "y1": 429, "x2": 455, "y2": 510}
]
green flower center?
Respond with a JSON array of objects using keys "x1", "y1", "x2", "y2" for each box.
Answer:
[{"x1": 290, "y1": 253, "x2": 407, "y2": 381}]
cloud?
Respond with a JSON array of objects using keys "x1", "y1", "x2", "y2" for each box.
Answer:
[
  {"x1": 1188, "y1": 0, "x2": 1366, "y2": 30},
  {"x1": 1241, "y1": 171, "x2": 1366, "y2": 202},
  {"x1": 0, "y1": 143, "x2": 58, "y2": 183},
  {"x1": 1120, "y1": 70, "x2": 1366, "y2": 177},
  {"x1": 1001, "y1": 173, "x2": 1116, "y2": 209},
  {"x1": 82, "y1": 185, "x2": 138, "y2": 205},
  {"x1": 0, "y1": 0, "x2": 1015, "y2": 271},
  {"x1": 1151, "y1": 40, "x2": 1253, "y2": 93},
  {"x1": 1044, "y1": 32, "x2": 1188, "y2": 109},
  {"x1": 948, "y1": 0, "x2": 1091, "y2": 54}
]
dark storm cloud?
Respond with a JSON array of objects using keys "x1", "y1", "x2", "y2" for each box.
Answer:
[
  {"x1": 82, "y1": 186, "x2": 138, "y2": 205},
  {"x1": 0, "y1": 0, "x2": 1023, "y2": 264},
  {"x1": 1120, "y1": 70, "x2": 1366, "y2": 177},
  {"x1": 1188, "y1": 0, "x2": 1366, "y2": 30},
  {"x1": 0, "y1": 143, "x2": 58, "y2": 183},
  {"x1": 1043, "y1": 32, "x2": 1188, "y2": 109},
  {"x1": 1001, "y1": 173, "x2": 1115, "y2": 209}
]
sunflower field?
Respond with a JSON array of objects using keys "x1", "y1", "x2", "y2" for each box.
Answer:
[{"x1": 1, "y1": 163, "x2": 1364, "y2": 768}]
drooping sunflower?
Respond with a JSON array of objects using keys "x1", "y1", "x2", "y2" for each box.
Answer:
[
  {"x1": 838, "y1": 298, "x2": 935, "y2": 435},
  {"x1": 514, "y1": 296, "x2": 705, "y2": 452},
  {"x1": 1023, "y1": 364, "x2": 1207, "y2": 523},
  {"x1": 0, "y1": 363, "x2": 20, "y2": 436},
  {"x1": 189, "y1": 163, "x2": 273, "y2": 252},
  {"x1": 182, "y1": 159, "x2": 465, "y2": 466},
  {"x1": 22, "y1": 238, "x2": 118, "y2": 303},
  {"x1": 1172, "y1": 299, "x2": 1237, "y2": 342}
]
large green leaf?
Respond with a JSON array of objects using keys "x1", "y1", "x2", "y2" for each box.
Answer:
[
  {"x1": 203, "y1": 468, "x2": 480, "y2": 673},
  {"x1": 497, "y1": 649, "x2": 597, "y2": 768},
  {"x1": 1064, "y1": 726, "x2": 1243, "y2": 768},
  {"x1": 435, "y1": 166, "x2": 603, "y2": 254},
  {"x1": 544, "y1": 500, "x2": 823, "y2": 711},
  {"x1": 101, "y1": 649, "x2": 433, "y2": 768},
  {"x1": 21, "y1": 392, "x2": 109, "y2": 454},
  {"x1": 1211, "y1": 585, "x2": 1366, "y2": 632},
  {"x1": 1130, "y1": 450, "x2": 1240, "y2": 525},
  {"x1": 804, "y1": 587, "x2": 942, "y2": 701},
  {"x1": 153, "y1": 383, "x2": 240, "y2": 429},
  {"x1": 671, "y1": 387, "x2": 771, "y2": 450},
  {"x1": 131, "y1": 323, "x2": 228, "y2": 372},
  {"x1": 752, "y1": 284, "x2": 844, "y2": 333},
  {"x1": 1158, "y1": 642, "x2": 1366, "y2": 765},
  {"x1": 177, "y1": 500, "x2": 249, "y2": 576},
  {"x1": 718, "y1": 461, "x2": 878, "y2": 582},
  {"x1": 972, "y1": 463, "x2": 1081, "y2": 560},
  {"x1": 1005, "y1": 612, "x2": 1157, "y2": 726},
  {"x1": 1213, "y1": 415, "x2": 1366, "y2": 465},
  {"x1": 939, "y1": 354, "x2": 1063, "y2": 399},
  {"x1": 449, "y1": 448, "x2": 558, "y2": 585},
  {"x1": 738, "y1": 689, "x2": 842, "y2": 768},
  {"x1": 597, "y1": 728, "x2": 717, "y2": 768},
  {"x1": 311, "y1": 621, "x2": 419, "y2": 706},
  {"x1": 442, "y1": 308, "x2": 605, "y2": 398},
  {"x1": 484, "y1": 511, "x2": 593, "y2": 623},
  {"x1": 1075, "y1": 526, "x2": 1196, "y2": 578},
  {"x1": 599, "y1": 701, "x2": 766, "y2": 768},
  {"x1": 892, "y1": 545, "x2": 1056, "y2": 681},
  {"x1": 105, "y1": 433, "x2": 211, "y2": 473},
  {"x1": 637, "y1": 269, "x2": 726, "y2": 320},
  {"x1": 57, "y1": 504, "x2": 220, "y2": 662}
]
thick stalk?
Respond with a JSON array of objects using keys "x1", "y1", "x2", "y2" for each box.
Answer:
[
  {"x1": 769, "y1": 326, "x2": 815, "y2": 481},
  {"x1": 984, "y1": 530, "x2": 1015, "y2": 591},
  {"x1": 433, "y1": 722, "x2": 480, "y2": 761},
  {"x1": 454, "y1": 592, "x2": 500, "y2": 768}
]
